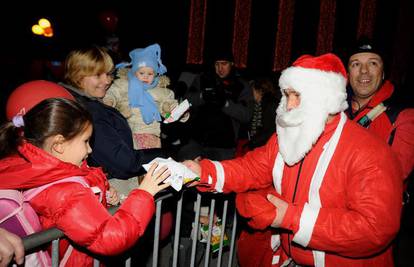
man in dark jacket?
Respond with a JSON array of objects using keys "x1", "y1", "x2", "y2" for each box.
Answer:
[
  {"x1": 178, "y1": 50, "x2": 254, "y2": 161},
  {"x1": 175, "y1": 50, "x2": 254, "y2": 266}
]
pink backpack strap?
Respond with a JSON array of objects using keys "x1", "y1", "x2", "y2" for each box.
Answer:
[
  {"x1": 23, "y1": 176, "x2": 90, "y2": 201},
  {"x1": 0, "y1": 190, "x2": 24, "y2": 223}
]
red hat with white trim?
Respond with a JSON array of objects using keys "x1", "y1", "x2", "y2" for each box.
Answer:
[{"x1": 279, "y1": 53, "x2": 348, "y2": 114}]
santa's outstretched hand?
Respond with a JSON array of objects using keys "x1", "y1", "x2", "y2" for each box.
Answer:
[{"x1": 182, "y1": 159, "x2": 201, "y2": 187}]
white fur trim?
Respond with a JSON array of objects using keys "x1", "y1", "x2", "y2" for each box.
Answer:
[
  {"x1": 279, "y1": 66, "x2": 348, "y2": 114},
  {"x1": 60, "y1": 244, "x2": 74, "y2": 267},
  {"x1": 273, "y1": 153, "x2": 284, "y2": 194},
  {"x1": 272, "y1": 255, "x2": 280, "y2": 265},
  {"x1": 313, "y1": 250, "x2": 326, "y2": 267},
  {"x1": 292, "y1": 203, "x2": 320, "y2": 246},
  {"x1": 271, "y1": 234, "x2": 281, "y2": 251},
  {"x1": 281, "y1": 259, "x2": 293, "y2": 267},
  {"x1": 309, "y1": 112, "x2": 347, "y2": 206},
  {"x1": 290, "y1": 112, "x2": 346, "y2": 266},
  {"x1": 211, "y1": 161, "x2": 225, "y2": 192}
]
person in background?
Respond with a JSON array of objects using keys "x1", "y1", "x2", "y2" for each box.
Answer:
[
  {"x1": 0, "y1": 228, "x2": 24, "y2": 267},
  {"x1": 346, "y1": 37, "x2": 414, "y2": 187},
  {"x1": 233, "y1": 76, "x2": 280, "y2": 265},
  {"x1": 185, "y1": 53, "x2": 402, "y2": 267},
  {"x1": 175, "y1": 50, "x2": 254, "y2": 266},
  {"x1": 345, "y1": 37, "x2": 414, "y2": 266},
  {"x1": 246, "y1": 76, "x2": 280, "y2": 150},
  {"x1": 104, "y1": 43, "x2": 188, "y2": 150},
  {"x1": 178, "y1": 49, "x2": 254, "y2": 161},
  {"x1": 0, "y1": 98, "x2": 170, "y2": 266},
  {"x1": 104, "y1": 34, "x2": 125, "y2": 65},
  {"x1": 61, "y1": 46, "x2": 164, "y2": 196}
]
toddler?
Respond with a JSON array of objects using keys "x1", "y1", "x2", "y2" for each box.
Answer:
[{"x1": 104, "y1": 43, "x2": 189, "y2": 149}]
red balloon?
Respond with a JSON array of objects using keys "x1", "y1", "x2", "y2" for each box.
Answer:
[
  {"x1": 6, "y1": 80, "x2": 74, "y2": 120},
  {"x1": 99, "y1": 10, "x2": 119, "y2": 33}
]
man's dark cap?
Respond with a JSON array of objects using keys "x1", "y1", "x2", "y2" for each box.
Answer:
[
  {"x1": 212, "y1": 49, "x2": 234, "y2": 63},
  {"x1": 348, "y1": 36, "x2": 384, "y2": 60},
  {"x1": 345, "y1": 36, "x2": 389, "y2": 79}
]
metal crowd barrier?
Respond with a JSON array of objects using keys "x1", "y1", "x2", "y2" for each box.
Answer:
[{"x1": 22, "y1": 189, "x2": 239, "y2": 267}]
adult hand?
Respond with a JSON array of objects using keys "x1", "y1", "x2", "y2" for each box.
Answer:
[
  {"x1": 0, "y1": 228, "x2": 24, "y2": 267},
  {"x1": 267, "y1": 194, "x2": 288, "y2": 228},
  {"x1": 179, "y1": 111, "x2": 190, "y2": 122},
  {"x1": 183, "y1": 159, "x2": 201, "y2": 187},
  {"x1": 138, "y1": 163, "x2": 171, "y2": 196}
]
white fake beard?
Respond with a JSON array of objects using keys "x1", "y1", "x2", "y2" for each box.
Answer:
[{"x1": 276, "y1": 99, "x2": 328, "y2": 166}]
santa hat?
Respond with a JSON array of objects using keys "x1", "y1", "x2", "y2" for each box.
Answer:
[
  {"x1": 129, "y1": 43, "x2": 167, "y2": 75},
  {"x1": 279, "y1": 53, "x2": 348, "y2": 114}
]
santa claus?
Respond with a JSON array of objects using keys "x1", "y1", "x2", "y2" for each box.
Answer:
[{"x1": 185, "y1": 53, "x2": 402, "y2": 267}]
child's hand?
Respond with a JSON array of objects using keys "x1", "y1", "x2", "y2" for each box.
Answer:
[
  {"x1": 107, "y1": 186, "x2": 120, "y2": 205},
  {"x1": 162, "y1": 102, "x2": 175, "y2": 116},
  {"x1": 138, "y1": 163, "x2": 171, "y2": 196}
]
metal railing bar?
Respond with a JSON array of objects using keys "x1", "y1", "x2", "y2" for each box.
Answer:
[
  {"x1": 204, "y1": 199, "x2": 215, "y2": 267},
  {"x1": 190, "y1": 193, "x2": 202, "y2": 267},
  {"x1": 20, "y1": 189, "x2": 240, "y2": 267},
  {"x1": 125, "y1": 257, "x2": 131, "y2": 267},
  {"x1": 22, "y1": 192, "x2": 175, "y2": 250},
  {"x1": 152, "y1": 200, "x2": 162, "y2": 267},
  {"x1": 227, "y1": 209, "x2": 237, "y2": 267},
  {"x1": 51, "y1": 239, "x2": 59, "y2": 267},
  {"x1": 172, "y1": 192, "x2": 183, "y2": 267},
  {"x1": 217, "y1": 199, "x2": 228, "y2": 267}
]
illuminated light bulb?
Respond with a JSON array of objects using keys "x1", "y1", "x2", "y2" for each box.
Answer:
[
  {"x1": 43, "y1": 27, "x2": 54, "y2": 37},
  {"x1": 38, "y1": 18, "x2": 51, "y2": 29},
  {"x1": 32, "y1": 25, "x2": 44, "y2": 35}
]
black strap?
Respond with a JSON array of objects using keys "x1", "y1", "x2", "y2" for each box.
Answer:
[{"x1": 288, "y1": 159, "x2": 304, "y2": 257}]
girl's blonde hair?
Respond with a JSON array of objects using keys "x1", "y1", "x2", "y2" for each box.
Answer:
[{"x1": 64, "y1": 46, "x2": 114, "y2": 88}]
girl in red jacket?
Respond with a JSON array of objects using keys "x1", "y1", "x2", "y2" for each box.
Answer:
[{"x1": 0, "y1": 98, "x2": 171, "y2": 266}]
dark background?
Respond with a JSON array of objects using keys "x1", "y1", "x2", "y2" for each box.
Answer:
[{"x1": 0, "y1": 0, "x2": 413, "y2": 121}]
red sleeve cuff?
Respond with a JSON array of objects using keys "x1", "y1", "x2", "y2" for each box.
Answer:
[
  {"x1": 280, "y1": 204, "x2": 302, "y2": 233},
  {"x1": 197, "y1": 159, "x2": 217, "y2": 192}
]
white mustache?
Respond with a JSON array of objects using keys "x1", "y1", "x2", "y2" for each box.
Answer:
[{"x1": 276, "y1": 108, "x2": 304, "y2": 127}]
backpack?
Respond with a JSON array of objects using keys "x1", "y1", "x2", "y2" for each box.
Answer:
[{"x1": 0, "y1": 176, "x2": 94, "y2": 267}]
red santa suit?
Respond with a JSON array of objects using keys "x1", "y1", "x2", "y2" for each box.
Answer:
[
  {"x1": 0, "y1": 142, "x2": 155, "y2": 266},
  {"x1": 196, "y1": 54, "x2": 403, "y2": 267}
]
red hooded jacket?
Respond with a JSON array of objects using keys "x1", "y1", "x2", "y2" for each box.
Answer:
[
  {"x1": 0, "y1": 142, "x2": 155, "y2": 266},
  {"x1": 348, "y1": 81, "x2": 414, "y2": 181}
]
